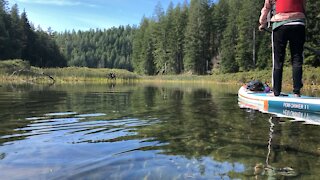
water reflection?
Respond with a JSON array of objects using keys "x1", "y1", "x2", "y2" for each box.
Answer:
[{"x1": 0, "y1": 83, "x2": 319, "y2": 179}]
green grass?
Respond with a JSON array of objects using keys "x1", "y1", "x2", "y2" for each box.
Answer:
[
  {"x1": 0, "y1": 59, "x2": 139, "y2": 84},
  {"x1": 138, "y1": 67, "x2": 320, "y2": 90},
  {"x1": 1, "y1": 59, "x2": 319, "y2": 89},
  {"x1": 0, "y1": 59, "x2": 31, "y2": 74},
  {"x1": 41, "y1": 67, "x2": 139, "y2": 84}
]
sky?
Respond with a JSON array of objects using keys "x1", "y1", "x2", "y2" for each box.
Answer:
[{"x1": 7, "y1": 0, "x2": 189, "y2": 32}]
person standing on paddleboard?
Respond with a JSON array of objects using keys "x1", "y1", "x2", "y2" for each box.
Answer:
[{"x1": 259, "y1": 0, "x2": 306, "y2": 97}]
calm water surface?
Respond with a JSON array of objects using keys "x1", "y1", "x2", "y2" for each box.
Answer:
[{"x1": 0, "y1": 83, "x2": 319, "y2": 179}]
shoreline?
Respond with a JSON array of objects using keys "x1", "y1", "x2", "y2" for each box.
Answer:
[
  {"x1": 1, "y1": 60, "x2": 319, "y2": 90},
  {"x1": 1, "y1": 74, "x2": 319, "y2": 90}
]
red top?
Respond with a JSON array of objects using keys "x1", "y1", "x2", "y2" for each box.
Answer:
[{"x1": 276, "y1": 0, "x2": 305, "y2": 13}]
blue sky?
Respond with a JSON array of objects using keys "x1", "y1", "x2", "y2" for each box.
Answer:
[{"x1": 7, "y1": 0, "x2": 189, "y2": 32}]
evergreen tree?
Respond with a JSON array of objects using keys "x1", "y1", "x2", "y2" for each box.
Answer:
[
  {"x1": 20, "y1": 11, "x2": 34, "y2": 62},
  {"x1": 212, "y1": 0, "x2": 228, "y2": 55},
  {"x1": 256, "y1": 32, "x2": 272, "y2": 70},
  {"x1": 236, "y1": 0, "x2": 260, "y2": 71},
  {"x1": 143, "y1": 22, "x2": 156, "y2": 75},
  {"x1": 152, "y1": 2, "x2": 169, "y2": 74},
  {"x1": 211, "y1": 0, "x2": 229, "y2": 69},
  {"x1": 8, "y1": 4, "x2": 24, "y2": 59},
  {"x1": 172, "y1": 2, "x2": 188, "y2": 74},
  {"x1": 55, "y1": 26, "x2": 133, "y2": 70},
  {"x1": 2, "y1": 0, "x2": 319, "y2": 73},
  {"x1": 163, "y1": 2, "x2": 176, "y2": 74},
  {"x1": 132, "y1": 21, "x2": 143, "y2": 73},
  {"x1": 184, "y1": 0, "x2": 211, "y2": 75},
  {"x1": 132, "y1": 17, "x2": 155, "y2": 74},
  {"x1": 0, "y1": 0, "x2": 10, "y2": 59},
  {"x1": 305, "y1": 0, "x2": 320, "y2": 66},
  {"x1": 0, "y1": 2, "x2": 66, "y2": 67},
  {"x1": 220, "y1": 0, "x2": 240, "y2": 73}
]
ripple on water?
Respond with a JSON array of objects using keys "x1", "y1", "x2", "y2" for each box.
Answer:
[
  {"x1": 45, "y1": 112, "x2": 78, "y2": 116},
  {"x1": 75, "y1": 113, "x2": 107, "y2": 118},
  {"x1": 1, "y1": 111, "x2": 158, "y2": 146}
]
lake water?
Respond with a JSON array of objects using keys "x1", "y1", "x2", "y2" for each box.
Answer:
[{"x1": 0, "y1": 83, "x2": 319, "y2": 179}]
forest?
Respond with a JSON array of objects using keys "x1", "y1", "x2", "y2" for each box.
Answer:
[
  {"x1": 55, "y1": 26, "x2": 134, "y2": 70},
  {"x1": 0, "y1": 0, "x2": 66, "y2": 67},
  {"x1": 1, "y1": 0, "x2": 319, "y2": 75}
]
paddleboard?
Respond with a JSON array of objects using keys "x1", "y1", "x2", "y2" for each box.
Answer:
[
  {"x1": 238, "y1": 85, "x2": 320, "y2": 113},
  {"x1": 238, "y1": 86, "x2": 320, "y2": 124}
]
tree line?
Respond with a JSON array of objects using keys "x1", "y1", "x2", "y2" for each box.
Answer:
[
  {"x1": 132, "y1": 0, "x2": 320, "y2": 75},
  {"x1": 1, "y1": 0, "x2": 319, "y2": 75},
  {"x1": 0, "y1": 0, "x2": 66, "y2": 67},
  {"x1": 55, "y1": 26, "x2": 134, "y2": 70}
]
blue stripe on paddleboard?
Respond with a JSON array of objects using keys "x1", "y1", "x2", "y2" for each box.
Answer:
[{"x1": 268, "y1": 100, "x2": 320, "y2": 112}]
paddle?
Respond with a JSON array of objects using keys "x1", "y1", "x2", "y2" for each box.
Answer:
[{"x1": 263, "y1": 28, "x2": 320, "y2": 56}]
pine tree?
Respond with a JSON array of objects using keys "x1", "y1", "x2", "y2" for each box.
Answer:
[
  {"x1": 220, "y1": 0, "x2": 240, "y2": 73},
  {"x1": 0, "y1": 0, "x2": 9, "y2": 59},
  {"x1": 132, "y1": 17, "x2": 155, "y2": 74},
  {"x1": 256, "y1": 31, "x2": 272, "y2": 70},
  {"x1": 305, "y1": 0, "x2": 320, "y2": 66},
  {"x1": 163, "y1": 2, "x2": 176, "y2": 74},
  {"x1": 212, "y1": 0, "x2": 228, "y2": 55},
  {"x1": 8, "y1": 4, "x2": 24, "y2": 58},
  {"x1": 143, "y1": 22, "x2": 156, "y2": 75},
  {"x1": 152, "y1": 2, "x2": 169, "y2": 74},
  {"x1": 20, "y1": 11, "x2": 36, "y2": 63},
  {"x1": 184, "y1": 0, "x2": 211, "y2": 75},
  {"x1": 236, "y1": 0, "x2": 260, "y2": 71},
  {"x1": 172, "y1": 2, "x2": 188, "y2": 74}
]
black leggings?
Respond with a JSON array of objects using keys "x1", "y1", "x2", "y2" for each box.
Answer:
[{"x1": 272, "y1": 25, "x2": 305, "y2": 95}]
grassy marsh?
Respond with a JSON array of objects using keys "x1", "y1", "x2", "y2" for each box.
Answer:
[{"x1": 1, "y1": 60, "x2": 319, "y2": 90}]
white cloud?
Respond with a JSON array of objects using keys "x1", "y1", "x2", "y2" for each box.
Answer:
[
  {"x1": 16, "y1": 0, "x2": 97, "y2": 7},
  {"x1": 72, "y1": 15, "x2": 120, "y2": 30}
]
